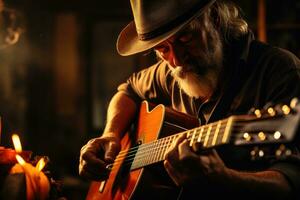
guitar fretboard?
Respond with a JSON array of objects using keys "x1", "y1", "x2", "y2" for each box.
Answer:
[{"x1": 130, "y1": 117, "x2": 234, "y2": 170}]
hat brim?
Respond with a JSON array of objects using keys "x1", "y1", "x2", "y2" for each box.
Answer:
[{"x1": 116, "y1": 0, "x2": 216, "y2": 56}]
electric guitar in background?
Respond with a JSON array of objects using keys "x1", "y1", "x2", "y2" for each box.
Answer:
[{"x1": 86, "y1": 98, "x2": 300, "y2": 200}]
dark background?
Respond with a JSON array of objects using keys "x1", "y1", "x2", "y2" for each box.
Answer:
[{"x1": 0, "y1": 0, "x2": 300, "y2": 199}]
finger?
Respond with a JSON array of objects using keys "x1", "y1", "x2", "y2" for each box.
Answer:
[
  {"x1": 81, "y1": 151, "x2": 107, "y2": 173},
  {"x1": 163, "y1": 160, "x2": 181, "y2": 186},
  {"x1": 178, "y1": 139, "x2": 198, "y2": 161},
  {"x1": 80, "y1": 163, "x2": 109, "y2": 181},
  {"x1": 174, "y1": 133, "x2": 187, "y2": 147},
  {"x1": 192, "y1": 141, "x2": 204, "y2": 153},
  {"x1": 165, "y1": 133, "x2": 186, "y2": 160},
  {"x1": 104, "y1": 141, "x2": 120, "y2": 163}
]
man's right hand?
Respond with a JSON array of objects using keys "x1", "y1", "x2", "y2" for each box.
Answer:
[{"x1": 79, "y1": 136, "x2": 121, "y2": 181}]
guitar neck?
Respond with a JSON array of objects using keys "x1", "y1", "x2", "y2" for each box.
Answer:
[{"x1": 130, "y1": 117, "x2": 234, "y2": 170}]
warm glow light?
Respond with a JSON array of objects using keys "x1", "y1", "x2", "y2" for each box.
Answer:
[
  {"x1": 254, "y1": 109, "x2": 262, "y2": 118},
  {"x1": 36, "y1": 158, "x2": 46, "y2": 172},
  {"x1": 16, "y1": 155, "x2": 26, "y2": 165},
  {"x1": 12, "y1": 134, "x2": 22, "y2": 153}
]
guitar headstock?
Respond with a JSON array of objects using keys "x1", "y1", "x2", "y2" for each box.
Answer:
[{"x1": 232, "y1": 98, "x2": 300, "y2": 146}]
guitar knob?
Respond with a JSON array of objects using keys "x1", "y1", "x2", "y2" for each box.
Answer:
[
  {"x1": 258, "y1": 132, "x2": 266, "y2": 141},
  {"x1": 276, "y1": 144, "x2": 286, "y2": 157},
  {"x1": 267, "y1": 107, "x2": 276, "y2": 116},
  {"x1": 281, "y1": 105, "x2": 291, "y2": 115},
  {"x1": 290, "y1": 97, "x2": 299, "y2": 109},
  {"x1": 276, "y1": 145, "x2": 292, "y2": 157},
  {"x1": 275, "y1": 149, "x2": 282, "y2": 157},
  {"x1": 250, "y1": 147, "x2": 264, "y2": 160},
  {"x1": 243, "y1": 132, "x2": 251, "y2": 141},
  {"x1": 254, "y1": 109, "x2": 262, "y2": 118},
  {"x1": 285, "y1": 149, "x2": 292, "y2": 156},
  {"x1": 273, "y1": 131, "x2": 281, "y2": 140},
  {"x1": 250, "y1": 148, "x2": 257, "y2": 160},
  {"x1": 258, "y1": 149, "x2": 264, "y2": 157}
]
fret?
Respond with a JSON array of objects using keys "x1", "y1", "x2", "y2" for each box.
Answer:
[
  {"x1": 212, "y1": 121, "x2": 221, "y2": 146},
  {"x1": 197, "y1": 127, "x2": 204, "y2": 142},
  {"x1": 189, "y1": 129, "x2": 196, "y2": 147},
  {"x1": 139, "y1": 144, "x2": 146, "y2": 167},
  {"x1": 203, "y1": 125, "x2": 212, "y2": 147},
  {"x1": 222, "y1": 117, "x2": 233, "y2": 144},
  {"x1": 146, "y1": 142, "x2": 153, "y2": 165},
  {"x1": 186, "y1": 131, "x2": 191, "y2": 138},
  {"x1": 132, "y1": 146, "x2": 142, "y2": 170},
  {"x1": 153, "y1": 140, "x2": 159, "y2": 163},
  {"x1": 157, "y1": 138, "x2": 165, "y2": 162},
  {"x1": 159, "y1": 135, "x2": 172, "y2": 161},
  {"x1": 131, "y1": 117, "x2": 234, "y2": 170}
]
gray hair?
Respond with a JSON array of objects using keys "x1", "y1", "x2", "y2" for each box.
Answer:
[{"x1": 190, "y1": 0, "x2": 248, "y2": 42}]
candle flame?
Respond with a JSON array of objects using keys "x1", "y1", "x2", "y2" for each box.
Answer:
[
  {"x1": 36, "y1": 158, "x2": 46, "y2": 172},
  {"x1": 12, "y1": 134, "x2": 22, "y2": 153},
  {"x1": 16, "y1": 155, "x2": 26, "y2": 165}
]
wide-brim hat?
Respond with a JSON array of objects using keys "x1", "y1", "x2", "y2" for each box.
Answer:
[{"x1": 117, "y1": 0, "x2": 216, "y2": 56}]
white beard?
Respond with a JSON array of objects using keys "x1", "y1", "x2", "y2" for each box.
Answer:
[{"x1": 171, "y1": 66, "x2": 217, "y2": 99}]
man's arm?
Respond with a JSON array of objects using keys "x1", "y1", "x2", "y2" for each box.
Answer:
[
  {"x1": 102, "y1": 91, "x2": 138, "y2": 139},
  {"x1": 222, "y1": 168, "x2": 292, "y2": 198},
  {"x1": 164, "y1": 134, "x2": 293, "y2": 199},
  {"x1": 79, "y1": 92, "x2": 138, "y2": 180}
]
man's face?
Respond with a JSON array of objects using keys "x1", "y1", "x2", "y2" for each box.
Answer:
[{"x1": 154, "y1": 13, "x2": 223, "y2": 99}]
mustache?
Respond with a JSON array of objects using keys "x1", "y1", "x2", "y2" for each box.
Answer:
[{"x1": 170, "y1": 60, "x2": 210, "y2": 79}]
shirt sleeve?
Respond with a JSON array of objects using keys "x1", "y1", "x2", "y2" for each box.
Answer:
[
  {"x1": 269, "y1": 153, "x2": 300, "y2": 199},
  {"x1": 117, "y1": 61, "x2": 172, "y2": 106}
]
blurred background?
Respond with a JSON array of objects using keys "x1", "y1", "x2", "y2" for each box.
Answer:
[{"x1": 0, "y1": 0, "x2": 299, "y2": 199}]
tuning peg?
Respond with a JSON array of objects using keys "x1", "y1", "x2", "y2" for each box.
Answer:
[
  {"x1": 250, "y1": 147, "x2": 265, "y2": 160},
  {"x1": 254, "y1": 109, "x2": 262, "y2": 118},
  {"x1": 267, "y1": 107, "x2": 276, "y2": 116},
  {"x1": 281, "y1": 104, "x2": 291, "y2": 115},
  {"x1": 273, "y1": 131, "x2": 282, "y2": 140},
  {"x1": 243, "y1": 132, "x2": 252, "y2": 141},
  {"x1": 258, "y1": 132, "x2": 266, "y2": 141},
  {"x1": 247, "y1": 108, "x2": 262, "y2": 118},
  {"x1": 275, "y1": 144, "x2": 292, "y2": 157},
  {"x1": 290, "y1": 98, "x2": 299, "y2": 109}
]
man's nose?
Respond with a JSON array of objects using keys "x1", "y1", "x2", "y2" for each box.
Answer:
[{"x1": 168, "y1": 45, "x2": 185, "y2": 68}]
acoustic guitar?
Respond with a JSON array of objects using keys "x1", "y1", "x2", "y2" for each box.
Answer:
[{"x1": 86, "y1": 99, "x2": 300, "y2": 200}]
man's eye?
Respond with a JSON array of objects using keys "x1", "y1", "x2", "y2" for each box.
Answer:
[{"x1": 179, "y1": 34, "x2": 193, "y2": 43}]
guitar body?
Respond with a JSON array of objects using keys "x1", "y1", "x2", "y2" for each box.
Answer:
[{"x1": 86, "y1": 101, "x2": 199, "y2": 200}]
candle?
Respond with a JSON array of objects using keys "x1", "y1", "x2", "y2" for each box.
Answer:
[{"x1": 10, "y1": 155, "x2": 50, "y2": 200}]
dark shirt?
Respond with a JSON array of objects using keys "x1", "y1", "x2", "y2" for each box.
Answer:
[{"x1": 118, "y1": 31, "x2": 300, "y2": 197}]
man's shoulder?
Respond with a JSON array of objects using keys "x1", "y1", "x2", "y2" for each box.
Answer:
[{"x1": 249, "y1": 40, "x2": 300, "y2": 66}]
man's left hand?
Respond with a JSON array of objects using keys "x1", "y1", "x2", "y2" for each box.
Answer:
[{"x1": 164, "y1": 133, "x2": 228, "y2": 186}]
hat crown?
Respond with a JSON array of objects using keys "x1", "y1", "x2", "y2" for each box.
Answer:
[
  {"x1": 131, "y1": 0, "x2": 211, "y2": 38},
  {"x1": 117, "y1": 0, "x2": 215, "y2": 56}
]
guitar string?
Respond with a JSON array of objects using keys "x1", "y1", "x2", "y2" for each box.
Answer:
[
  {"x1": 113, "y1": 118, "x2": 259, "y2": 158},
  {"x1": 108, "y1": 122, "x2": 265, "y2": 171},
  {"x1": 111, "y1": 119, "x2": 257, "y2": 164},
  {"x1": 114, "y1": 128, "x2": 224, "y2": 170},
  {"x1": 110, "y1": 120, "x2": 265, "y2": 166},
  {"x1": 112, "y1": 121, "x2": 229, "y2": 162},
  {"x1": 107, "y1": 129, "x2": 254, "y2": 172},
  {"x1": 114, "y1": 119, "x2": 230, "y2": 158}
]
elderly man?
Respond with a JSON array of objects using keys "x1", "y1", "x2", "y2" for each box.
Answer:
[{"x1": 80, "y1": 0, "x2": 300, "y2": 199}]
